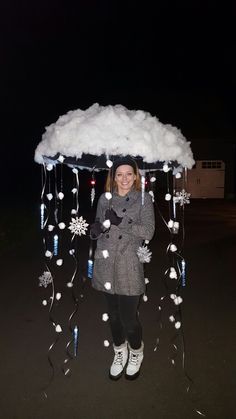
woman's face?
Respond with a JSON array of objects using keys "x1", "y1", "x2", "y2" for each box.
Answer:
[{"x1": 115, "y1": 164, "x2": 136, "y2": 196}]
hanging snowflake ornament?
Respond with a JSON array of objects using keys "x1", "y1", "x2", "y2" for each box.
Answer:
[
  {"x1": 68, "y1": 216, "x2": 89, "y2": 236},
  {"x1": 137, "y1": 245, "x2": 152, "y2": 263},
  {"x1": 39, "y1": 271, "x2": 53, "y2": 288},
  {"x1": 175, "y1": 189, "x2": 191, "y2": 206}
]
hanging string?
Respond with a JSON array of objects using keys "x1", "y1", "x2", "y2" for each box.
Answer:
[
  {"x1": 62, "y1": 167, "x2": 81, "y2": 375},
  {"x1": 153, "y1": 166, "x2": 206, "y2": 417},
  {"x1": 40, "y1": 163, "x2": 51, "y2": 230},
  {"x1": 53, "y1": 165, "x2": 59, "y2": 225},
  {"x1": 39, "y1": 234, "x2": 62, "y2": 398},
  {"x1": 58, "y1": 161, "x2": 64, "y2": 222},
  {"x1": 72, "y1": 167, "x2": 79, "y2": 215},
  {"x1": 90, "y1": 170, "x2": 96, "y2": 207},
  {"x1": 39, "y1": 162, "x2": 62, "y2": 395}
]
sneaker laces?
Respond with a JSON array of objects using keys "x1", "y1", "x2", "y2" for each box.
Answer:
[
  {"x1": 114, "y1": 351, "x2": 124, "y2": 365},
  {"x1": 129, "y1": 353, "x2": 140, "y2": 366}
]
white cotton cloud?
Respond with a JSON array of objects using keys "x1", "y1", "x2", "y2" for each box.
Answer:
[{"x1": 34, "y1": 103, "x2": 195, "y2": 169}]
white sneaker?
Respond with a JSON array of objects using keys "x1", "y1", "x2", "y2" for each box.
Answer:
[
  {"x1": 109, "y1": 341, "x2": 128, "y2": 380},
  {"x1": 125, "y1": 342, "x2": 144, "y2": 380}
]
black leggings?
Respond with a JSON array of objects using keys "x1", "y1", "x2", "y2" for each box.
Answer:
[{"x1": 104, "y1": 293, "x2": 142, "y2": 350}]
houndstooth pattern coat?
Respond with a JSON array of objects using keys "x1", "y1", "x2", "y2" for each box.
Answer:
[{"x1": 92, "y1": 190, "x2": 155, "y2": 296}]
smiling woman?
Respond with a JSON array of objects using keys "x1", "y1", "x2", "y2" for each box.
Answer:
[
  {"x1": 104, "y1": 156, "x2": 141, "y2": 196},
  {"x1": 90, "y1": 155, "x2": 155, "y2": 381},
  {"x1": 115, "y1": 165, "x2": 137, "y2": 196}
]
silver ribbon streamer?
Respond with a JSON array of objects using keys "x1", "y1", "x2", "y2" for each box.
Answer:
[
  {"x1": 62, "y1": 168, "x2": 81, "y2": 375},
  {"x1": 153, "y1": 170, "x2": 206, "y2": 417},
  {"x1": 40, "y1": 262, "x2": 61, "y2": 397}
]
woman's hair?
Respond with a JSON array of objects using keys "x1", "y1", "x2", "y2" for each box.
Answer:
[{"x1": 105, "y1": 161, "x2": 141, "y2": 192}]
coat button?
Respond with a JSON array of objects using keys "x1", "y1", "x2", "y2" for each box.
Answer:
[
  {"x1": 122, "y1": 208, "x2": 126, "y2": 212},
  {"x1": 106, "y1": 234, "x2": 109, "y2": 238},
  {"x1": 126, "y1": 197, "x2": 129, "y2": 201},
  {"x1": 118, "y1": 235, "x2": 122, "y2": 239},
  {"x1": 128, "y1": 219, "x2": 132, "y2": 224}
]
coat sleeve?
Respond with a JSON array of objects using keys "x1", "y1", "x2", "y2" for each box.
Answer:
[{"x1": 119, "y1": 193, "x2": 155, "y2": 241}]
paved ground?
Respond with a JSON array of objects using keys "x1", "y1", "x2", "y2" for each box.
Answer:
[{"x1": 0, "y1": 198, "x2": 235, "y2": 419}]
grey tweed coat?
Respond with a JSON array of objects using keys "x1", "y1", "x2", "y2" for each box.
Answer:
[{"x1": 92, "y1": 190, "x2": 155, "y2": 296}]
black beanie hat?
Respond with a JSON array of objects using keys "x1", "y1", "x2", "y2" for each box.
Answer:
[{"x1": 112, "y1": 156, "x2": 137, "y2": 178}]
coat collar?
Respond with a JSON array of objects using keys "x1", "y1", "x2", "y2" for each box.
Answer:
[{"x1": 113, "y1": 189, "x2": 140, "y2": 201}]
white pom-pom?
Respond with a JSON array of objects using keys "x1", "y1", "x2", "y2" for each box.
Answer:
[
  {"x1": 102, "y1": 313, "x2": 109, "y2": 322},
  {"x1": 104, "y1": 282, "x2": 111, "y2": 290},
  {"x1": 145, "y1": 277, "x2": 149, "y2": 284},
  {"x1": 175, "y1": 321, "x2": 181, "y2": 329},
  {"x1": 175, "y1": 172, "x2": 181, "y2": 179},
  {"x1": 105, "y1": 192, "x2": 112, "y2": 200},
  {"x1": 168, "y1": 219, "x2": 174, "y2": 228},
  {"x1": 58, "y1": 222, "x2": 66, "y2": 229},
  {"x1": 72, "y1": 168, "x2": 78, "y2": 174},
  {"x1": 56, "y1": 292, "x2": 61, "y2": 300},
  {"x1": 165, "y1": 193, "x2": 171, "y2": 201},
  {"x1": 56, "y1": 259, "x2": 63, "y2": 266},
  {"x1": 106, "y1": 160, "x2": 113, "y2": 168},
  {"x1": 71, "y1": 188, "x2": 77, "y2": 194},
  {"x1": 104, "y1": 340, "x2": 110, "y2": 347},
  {"x1": 58, "y1": 155, "x2": 65, "y2": 163},
  {"x1": 67, "y1": 282, "x2": 73, "y2": 288},
  {"x1": 69, "y1": 249, "x2": 75, "y2": 255},
  {"x1": 170, "y1": 293, "x2": 177, "y2": 300},
  {"x1": 48, "y1": 224, "x2": 54, "y2": 231},
  {"x1": 143, "y1": 294, "x2": 148, "y2": 302},
  {"x1": 46, "y1": 193, "x2": 53, "y2": 201},
  {"x1": 169, "y1": 268, "x2": 177, "y2": 279},
  {"x1": 45, "y1": 250, "x2": 52, "y2": 258},
  {"x1": 58, "y1": 192, "x2": 64, "y2": 200},
  {"x1": 55, "y1": 324, "x2": 62, "y2": 333},
  {"x1": 173, "y1": 221, "x2": 179, "y2": 230},
  {"x1": 46, "y1": 164, "x2": 53, "y2": 171},
  {"x1": 71, "y1": 209, "x2": 77, "y2": 215},
  {"x1": 102, "y1": 250, "x2": 109, "y2": 259},
  {"x1": 169, "y1": 315, "x2": 175, "y2": 322},
  {"x1": 170, "y1": 244, "x2": 177, "y2": 252},
  {"x1": 150, "y1": 176, "x2": 156, "y2": 183},
  {"x1": 42, "y1": 300, "x2": 47, "y2": 306},
  {"x1": 145, "y1": 240, "x2": 149, "y2": 244},
  {"x1": 103, "y1": 219, "x2": 111, "y2": 229},
  {"x1": 174, "y1": 296, "x2": 183, "y2": 305},
  {"x1": 163, "y1": 163, "x2": 169, "y2": 172}
]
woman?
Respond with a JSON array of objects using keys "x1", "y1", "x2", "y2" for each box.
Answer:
[{"x1": 90, "y1": 156, "x2": 155, "y2": 380}]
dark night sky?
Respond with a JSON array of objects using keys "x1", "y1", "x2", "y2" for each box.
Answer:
[{"x1": 1, "y1": 0, "x2": 235, "y2": 197}]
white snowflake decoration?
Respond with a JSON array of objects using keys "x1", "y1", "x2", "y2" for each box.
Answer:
[
  {"x1": 137, "y1": 245, "x2": 152, "y2": 263},
  {"x1": 68, "y1": 216, "x2": 89, "y2": 236},
  {"x1": 39, "y1": 271, "x2": 52, "y2": 288},
  {"x1": 175, "y1": 189, "x2": 191, "y2": 206}
]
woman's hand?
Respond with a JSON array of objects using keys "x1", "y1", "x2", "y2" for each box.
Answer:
[{"x1": 105, "y1": 208, "x2": 122, "y2": 226}]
